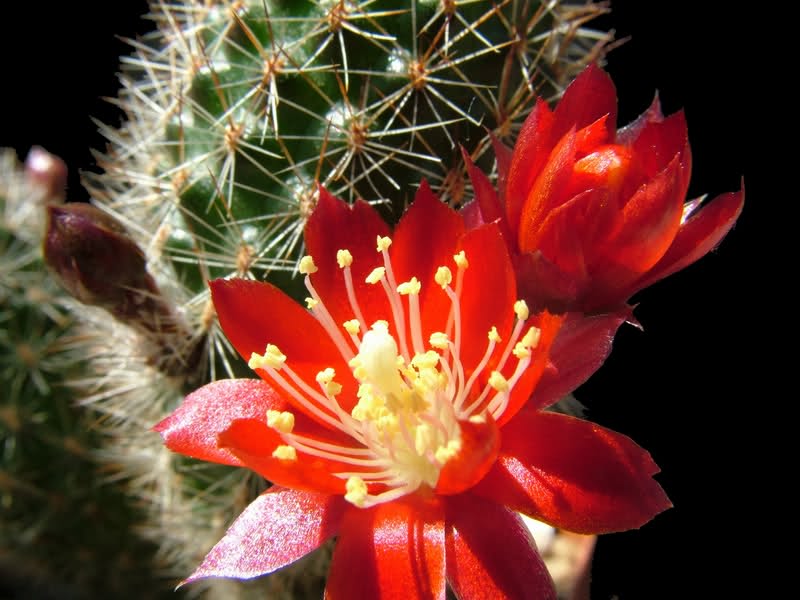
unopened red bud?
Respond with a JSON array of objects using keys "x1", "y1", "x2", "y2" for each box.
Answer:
[{"x1": 24, "y1": 146, "x2": 68, "y2": 202}]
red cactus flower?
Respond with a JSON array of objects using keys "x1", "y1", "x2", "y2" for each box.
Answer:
[
  {"x1": 464, "y1": 64, "x2": 744, "y2": 314},
  {"x1": 155, "y1": 185, "x2": 671, "y2": 598}
]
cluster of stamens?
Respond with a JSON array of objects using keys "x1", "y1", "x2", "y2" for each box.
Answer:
[{"x1": 248, "y1": 236, "x2": 540, "y2": 508}]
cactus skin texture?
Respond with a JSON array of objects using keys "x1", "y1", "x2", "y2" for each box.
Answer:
[
  {"x1": 2, "y1": 2, "x2": 611, "y2": 598},
  {"x1": 0, "y1": 149, "x2": 178, "y2": 600}
]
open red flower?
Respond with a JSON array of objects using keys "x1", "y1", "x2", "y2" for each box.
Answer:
[
  {"x1": 464, "y1": 64, "x2": 744, "y2": 314},
  {"x1": 155, "y1": 185, "x2": 671, "y2": 599}
]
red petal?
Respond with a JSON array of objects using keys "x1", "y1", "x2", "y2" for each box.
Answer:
[
  {"x1": 513, "y1": 250, "x2": 580, "y2": 314},
  {"x1": 551, "y1": 64, "x2": 617, "y2": 146},
  {"x1": 445, "y1": 493, "x2": 556, "y2": 600},
  {"x1": 462, "y1": 147, "x2": 513, "y2": 249},
  {"x1": 436, "y1": 415, "x2": 500, "y2": 496},
  {"x1": 599, "y1": 153, "x2": 686, "y2": 278},
  {"x1": 628, "y1": 187, "x2": 744, "y2": 294},
  {"x1": 517, "y1": 129, "x2": 577, "y2": 253},
  {"x1": 631, "y1": 109, "x2": 689, "y2": 175},
  {"x1": 325, "y1": 497, "x2": 446, "y2": 600},
  {"x1": 616, "y1": 94, "x2": 664, "y2": 146},
  {"x1": 154, "y1": 379, "x2": 285, "y2": 467},
  {"x1": 490, "y1": 134, "x2": 513, "y2": 204},
  {"x1": 623, "y1": 110, "x2": 691, "y2": 202},
  {"x1": 533, "y1": 188, "x2": 608, "y2": 280},
  {"x1": 185, "y1": 487, "x2": 345, "y2": 583},
  {"x1": 459, "y1": 198, "x2": 485, "y2": 230},
  {"x1": 456, "y1": 222, "x2": 516, "y2": 370},
  {"x1": 505, "y1": 99, "x2": 555, "y2": 236},
  {"x1": 218, "y1": 418, "x2": 350, "y2": 495},
  {"x1": 527, "y1": 308, "x2": 631, "y2": 411},
  {"x1": 392, "y1": 181, "x2": 465, "y2": 338},
  {"x1": 304, "y1": 188, "x2": 392, "y2": 329},
  {"x1": 573, "y1": 115, "x2": 614, "y2": 158},
  {"x1": 211, "y1": 278, "x2": 339, "y2": 367},
  {"x1": 210, "y1": 278, "x2": 357, "y2": 418},
  {"x1": 473, "y1": 412, "x2": 671, "y2": 534}
]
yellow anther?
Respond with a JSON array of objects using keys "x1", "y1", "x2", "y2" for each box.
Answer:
[
  {"x1": 453, "y1": 250, "x2": 468, "y2": 269},
  {"x1": 397, "y1": 277, "x2": 421, "y2": 295},
  {"x1": 468, "y1": 414, "x2": 487, "y2": 424},
  {"x1": 266, "y1": 344, "x2": 287, "y2": 366},
  {"x1": 488, "y1": 370, "x2": 509, "y2": 392},
  {"x1": 429, "y1": 331, "x2": 449, "y2": 349},
  {"x1": 434, "y1": 439, "x2": 461, "y2": 464},
  {"x1": 266, "y1": 410, "x2": 295, "y2": 433},
  {"x1": 512, "y1": 342, "x2": 531, "y2": 359},
  {"x1": 272, "y1": 445, "x2": 297, "y2": 461},
  {"x1": 337, "y1": 249, "x2": 353, "y2": 268},
  {"x1": 305, "y1": 297, "x2": 319, "y2": 309},
  {"x1": 344, "y1": 319, "x2": 360, "y2": 335},
  {"x1": 521, "y1": 325, "x2": 541, "y2": 349},
  {"x1": 248, "y1": 353, "x2": 267, "y2": 370},
  {"x1": 488, "y1": 326, "x2": 501, "y2": 343},
  {"x1": 248, "y1": 344, "x2": 287, "y2": 371},
  {"x1": 376, "y1": 236, "x2": 392, "y2": 252},
  {"x1": 514, "y1": 300, "x2": 530, "y2": 321},
  {"x1": 434, "y1": 266, "x2": 452, "y2": 288},
  {"x1": 411, "y1": 350, "x2": 440, "y2": 370},
  {"x1": 345, "y1": 476, "x2": 368, "y2": 507},
  {"x1": 352, "y1": 384, "x2": 383, "y2": 420},
  {"x1": 316, "y1": 367, "x2": 342, "y2": 396},
  {"x1": 365, "y1": 267, "x2": 386, "y2": 284},
  {"x1": 299, "y1": 255, "x2": 318, "y2": 275},
  {"x1": 316, "y1": 367, "x2": 335, "y2": 384}
]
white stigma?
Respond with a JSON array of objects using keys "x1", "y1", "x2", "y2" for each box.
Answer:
[{"x1": 357, "y1": 322, "x2": 405, "y2": 398}]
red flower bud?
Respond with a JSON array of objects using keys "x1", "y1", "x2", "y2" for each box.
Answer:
[{"x1": 465, "y1": 65, "x2": 744, "y2": 314}]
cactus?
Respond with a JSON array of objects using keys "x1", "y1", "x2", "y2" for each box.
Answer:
[
  {"x1": 0, "y1": 149, "x2": 178, "y2": 599},
  {"x1": 3, "y1": 2, "x2": 611, "y2": 598}
]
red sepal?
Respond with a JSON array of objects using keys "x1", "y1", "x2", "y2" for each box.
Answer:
[
  {"x1": 528, "y1": 308, "x2": 630, "y2": 411},
  {"x1": 629, "y1": 187, "x2": 745, "y2": 294},
  {"x1": 551, "y1": 63, "x2": 617, "y2": 145},
  {"x1": 184, "y1": 487, "x2": 345, "y2": 583},
  {"x1": 154, "y1": 379, "x2": 285, "y2": 467},
  {"x1": 472, "y1": 411, "x2": 671, "y2": 534}
]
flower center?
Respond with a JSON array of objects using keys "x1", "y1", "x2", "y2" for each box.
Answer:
[{"x1": 247, "y1": 236, "x2": 540, "y2": 508}]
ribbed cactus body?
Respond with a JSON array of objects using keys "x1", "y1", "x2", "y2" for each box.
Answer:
[
  {"x1": 91, "y1": 0, "x2": 611, "y2": 296},
  {"x1": 0, "y1": 150, "x2": 177, "y2": 599}
]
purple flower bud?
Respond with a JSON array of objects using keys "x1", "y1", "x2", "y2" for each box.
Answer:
[{"x1": 44, "y1": 203, "x2": 157, "y2": 318}]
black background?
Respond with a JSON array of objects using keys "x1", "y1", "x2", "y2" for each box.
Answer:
[{"x1": 2, "y1": 2, "x2": 762, "y2": 598}]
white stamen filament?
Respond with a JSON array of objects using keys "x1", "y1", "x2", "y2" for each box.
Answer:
[
  {"x1": 303, "y1": 275, "x2": 356, "y2": 362},
  {"x1": 341, "y1": 264, "x2": 368, "y2": 333},
  {"x1": 377, "y1": 265, "x2": 411, "y2": 361},
  {"x1": 253, "y1": 245, "x2": 541, "y2": 509},
  {"x1": 454, "y1": 335, "x2": 498, "y2": 415}
]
